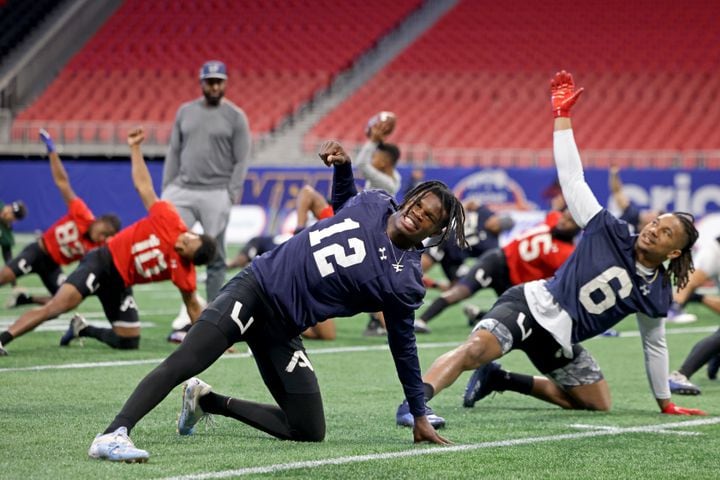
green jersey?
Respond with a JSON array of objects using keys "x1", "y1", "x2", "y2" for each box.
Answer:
[{"x1": 0, "y1": 201, "x2": 15, "y2": 248}]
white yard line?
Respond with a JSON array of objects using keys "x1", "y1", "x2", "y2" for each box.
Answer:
[
  {"x1": 0, "y1": 311, "x2": 175, "y2": 324},
  {"x1": 156, "y1": 417, "x2": 720, "y2": 479},
  {"x1": 0, "y1": 324, "x2": 716, "y2": 373},
  {"x1": 0, "y1": 319, "x2": 156, "y2": 332},
  {"x1": 568, "y1": 423, "x2": 701, "y2": 436},
  {"x1": 0, "y1": 343, "x2": 459, "y2": 373}
]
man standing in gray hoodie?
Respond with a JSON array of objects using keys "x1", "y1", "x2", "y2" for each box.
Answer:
[{"x1": 162, "y1": 60, "x2": 251, "y2": 311}]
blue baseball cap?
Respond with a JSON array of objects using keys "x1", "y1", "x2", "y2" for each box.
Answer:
[{"x1": 199, "y1": 61, "x2": 227, "y2": 80}]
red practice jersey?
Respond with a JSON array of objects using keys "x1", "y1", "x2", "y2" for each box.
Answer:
[
  {"x1": 108, "y1": 200, "x2": 196, "y2": 292},
  {"x1": 42, "y1": 197, "x2": 100, "y2": 265},
  {"x1": 502, "y1": 212, "x2": 575, "y2": 285}
]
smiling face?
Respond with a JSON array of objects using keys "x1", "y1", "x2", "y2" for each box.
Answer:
[
  {"x1": 388, "y1": 192, "x2": 447, "y2": 248},
  {"x1": 636, "y1": 213, "x2": 686, "y2": 265}
]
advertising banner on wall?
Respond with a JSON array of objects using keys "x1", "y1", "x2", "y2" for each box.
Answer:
[{"x1": 2, "y1": 160, "x2": 719, "y2": 244}]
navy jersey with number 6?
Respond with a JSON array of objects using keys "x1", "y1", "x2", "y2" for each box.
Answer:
[
  {"x1": 546, "y1": 210, "x2": 672, "y2": 343},
  {"x1": 251, "y1": 189, "x2": 426, "y2": 412}
]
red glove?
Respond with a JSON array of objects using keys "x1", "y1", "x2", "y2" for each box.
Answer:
[
  {"x1": 550, "y1": 70, "x2": 584, "y2": 118},
  {"x1": 661, "y1": 402, "x2": 707, "y2": 416}
]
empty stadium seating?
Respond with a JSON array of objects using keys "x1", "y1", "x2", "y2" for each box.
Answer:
[
  {"x1": 13, "y1": 0, "x2": 422, "y2": 143},
  {"x1": 306, "y1": 0, "x2": 720, "y2": 166}
]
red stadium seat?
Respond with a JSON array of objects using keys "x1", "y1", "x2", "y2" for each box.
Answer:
[
  {"x1": 13, "y1": 0, "x2": 423, "y2": 139},
  {"x1": 304, "y1": 0, "x2": 720, "y2": 166}
]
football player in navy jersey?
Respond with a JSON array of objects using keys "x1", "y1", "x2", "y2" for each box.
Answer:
[
  {"x1": 88, "y1": 140, "x2": 468, "y2": 462},
  {"x1": 394, "y1": 71, "x2": 705, "y2": 430},
  {"x1": 421, "y1": 201, "x2": 514, "y2": 290}
]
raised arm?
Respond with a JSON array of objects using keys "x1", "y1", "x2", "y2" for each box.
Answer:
[
  {"x1": 551, "y1": 71, "x2": 602, "y2": 228},
  {"x1": 609, "y1": 166, "x2": 631, "y2": 211},
  {"x1": 40, "y1": 129, "x2": 76, "y2": 204},
  {"x1": 355, "y1": 113, "x2": 399, "y2": 194},
  {"x1": 318, "y1": 140, "x2": 357, "y2": 212},
  {"x1": 355, "y1": 141, "x2": 399, "y2": 193},
  {"x1": 128, "y1": 127, "x2": 159, "y2": 211}
]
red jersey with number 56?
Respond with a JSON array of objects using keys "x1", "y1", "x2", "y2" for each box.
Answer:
[
  {"x1": 42, "y1": 197, "x2": 100, "y2": 265},
  {"x1": 502, "y1": 211, "x2": 576, "y2": 286},
  {"x1": 108, "y1": 200, "x2": 196, "y2": 292}
]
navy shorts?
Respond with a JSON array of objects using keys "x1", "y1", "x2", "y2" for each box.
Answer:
[
  {"x1": 475, "y1": 285, "x2": 604, "y2": 387},
  {"x1": 7, "y1": 241, "x2": 65, "y2": 294},
  {"x1": 458, "y1": 248, "x2": 512, "y2": 296},
  {"x1": 64, "y1": 246, "x2": 139, "y2": 327},
  {"x1": 199, "y1": 269, "x2": 320, "y2": 395}
]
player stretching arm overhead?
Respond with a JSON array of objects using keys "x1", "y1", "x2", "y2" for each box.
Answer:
[
  {"x1": 87, "y1": 139, "x2": 467, "y2": 463},
  {"x1": 393, "y1": 70, "x2": 705, "y2": 428},
  {"x1": 1, "y1": 130, "x2": 121, "y2": 308},
  {"x1": 0, "y1": 128, "x2": 216, "y2": 355}
]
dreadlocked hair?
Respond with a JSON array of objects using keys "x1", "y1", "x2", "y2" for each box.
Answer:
[
  {"x1": 398, "y1": 180, "x2": 467, "y2": 249},
  {"x1": 664, "y1": 212, "x2": 698, "y2": 291}
]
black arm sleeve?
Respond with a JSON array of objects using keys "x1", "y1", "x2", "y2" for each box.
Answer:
[{"x1": 331, "y1": 162, "x2": 358, "y2": 212}]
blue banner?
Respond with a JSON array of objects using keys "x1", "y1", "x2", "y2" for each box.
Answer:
[{"x1": 2, "y1": 159, "x2": 719, "y2": 235}]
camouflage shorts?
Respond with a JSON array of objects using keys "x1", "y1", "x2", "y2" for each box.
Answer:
[
  {"x1": 546, "y1": 346, "x2": 604, "y2": 387},
  {"x1": 474, "y1": 317, "x2": 514, "y2": 354}
]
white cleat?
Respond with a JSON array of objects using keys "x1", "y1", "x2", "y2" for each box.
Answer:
[
  {"x1": 88, "y1": 426, "x2": 149, "y2": 463},
  {"x1": 59, "y1": 313, "x2": 88, "y2": 346},
  {"x1": 177, "y1": 377, "x2": 213, "y2": 435}
]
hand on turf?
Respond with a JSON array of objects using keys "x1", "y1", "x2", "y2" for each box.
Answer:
[
  {"x1": 413, "y1": 416, "x2": 452, "y2": 445},
  {"x1": 127, "y1": 127, "x2": 146, "y2": 147},
  {"x1": 550, "y1": 70, "x2": 584, "y2": 118},
  {"x1": 661, "y1": 402, "x2": 707, "y2": 416},
  {"x1": 39, "y1": 128, "x2": 56, "y2": 153},
  {"x1": 318, "y1": 140, "x2": 350, "y2": 166}
]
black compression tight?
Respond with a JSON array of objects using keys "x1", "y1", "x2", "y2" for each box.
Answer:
[
  {"x1": 679, "y1": 328, "x2": 720, "y2": 378},
  {"x1": 105, "y1": 321, "x2": 325, "y2": 442},
  {"x1": 106, "y1": 321, "x2": 231, "y2": 434}
]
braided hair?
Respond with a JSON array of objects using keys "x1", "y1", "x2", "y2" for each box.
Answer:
[
  {"x1": 664, "y1": 212, "x2": 698, "y2": 291},
  {"x1": 398, "y1": 180, "x2": 467, "y2": 249}
]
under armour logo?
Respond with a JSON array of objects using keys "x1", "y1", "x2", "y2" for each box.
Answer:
[
  {"x1": 640, "y1": 284, "x2": 650, "y2": 296},
  {"x1": 286, "y1": 350, "x2": 314, "y2": 372},
  {"x1": 378, "y1": 247, "x2": 387, "y2": 260},
  {"x1": 18, "y1": 259, "x2": 32, "y2": 275},
  {"x1": 230, "y1": 301, "x2": 254, "y2": 335},
  {"x1": 85, "y1": 272, "x2": 99, "y2": 293}
]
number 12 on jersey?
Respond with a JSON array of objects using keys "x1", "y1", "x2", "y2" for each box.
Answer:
[{"x1": 309, "y1": 218, "x2": 367, "y2": 277}]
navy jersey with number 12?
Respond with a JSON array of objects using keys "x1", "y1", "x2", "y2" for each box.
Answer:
[{"x1": 251, "y1": 189, "x2": 427, "y2": 413}]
